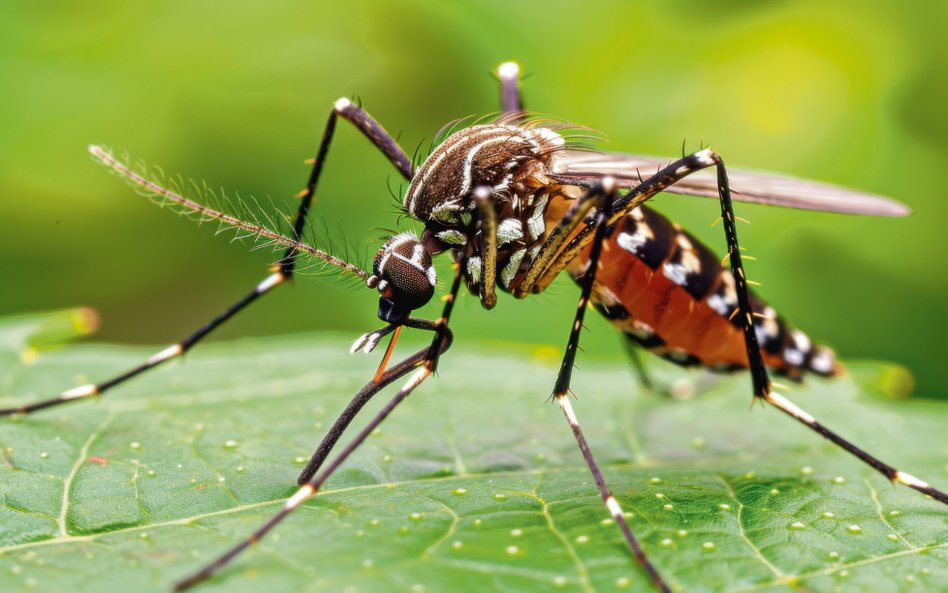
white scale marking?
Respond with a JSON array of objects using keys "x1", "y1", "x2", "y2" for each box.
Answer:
[
  {"x1": 408, "y1": 129, "x2": 500, "y2": 213},
  {"x1": 791, "y1": 330, "x2": 812, "y2": 353},
  {"x1": 62, "y1": 384, "x2": 97, "y2": 400},
  {"x1": 605, "y1": 495, "x2": 623, "y2": 518},
  {"x1": 663, "y1": 262, "x2": 691, "y2": 286},
  {"x1": 527, "y1": 243, "x2": 543, "y2": 263},
  {"x1": 754, "y1": 324, "x2": 772, "y2": 345},
  {"x1": 391, "y1": 252, "x2": 427, "y2": 275},
  {"x1": 707, "y1": 272, "x2": 739, "y2": 315},
  {"x1": 350, "y1": 330, "x2": 384, "y2": 354},
  {"x1": 501, "y1": 249, "x2": 526, "y2": 288},
  {"x1": 810, "y1": 349, "x2": 834, "y2": 373},
  {"x1": 527, "y1": 194, "x2": 549, "y2": 240},
  {"x1": 285, "y1": 484, "x2": 316, "y2": 509},
  {"x1": 894, "y1": 471, "x2": 931, "y2": 489},
  {"x1": 378, "y1": 233, "x2": 418, "y2": 275},
  {"x1": 497, "y1": 61, "x2": 520, "y2": 79},
  {"x1": 707, "y1": 294, "x2": 730, "y2": 315},
  {"x1": 693, "y1": 148, "x2": 716, "y2": 167},
  {"x1": 495, "y1": 172, "x2": 514, "y2": 192},
  {"x1": 766, "y1": 392, "x2": 816, "y2": 425},
  {"x1": 535, "y1": 127, "x2": 566, "y2": 147},
  {"x1": 147, "y1": 344, "x2": 183, "y2": 365},
  {"x1": 496, "y1": 218, "x2": 524, "y2": 245},
  {"x1": 459, "y1": 136, "x2": 525, "y2": 197},
  {"x1": 616, "y1": 230, "x2": 648, "y2": 255},
  {"x1": 784, "y1": 348, "x2": 805, "y2": 366},
  {"x1": 557, "y1": 395, "x2": 580, "y2": 427},
  {"x1": 364, "y1": 332, "x2": 382, "y2": 353},
  {"x1": 760, "y1": 307, "x2": 779, "y2": 337},
  {"x1": 255, "y1": 272, "x2": 284, "y2": 294},
  {"x1": 431, "y1": 203, "x2": 460, "y2": 222},
  {"x1": 466, "y1": 256, "x2": 482, "y2": 285},
  {"x1": 436, "y1": 230, "x2": 467, "y2": 245}
]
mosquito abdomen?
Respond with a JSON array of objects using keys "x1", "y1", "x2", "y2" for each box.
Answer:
[{"x1": 568, "y1": 204, "x2": 840, "y2": 379}]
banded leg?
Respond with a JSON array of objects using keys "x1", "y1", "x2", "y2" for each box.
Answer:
[
  {"x1": 296, "y1": 317, "x2": 442, "y2": 485},
  {"x1": 174, "y1": 259, "x2": 467, "y2": 591},
  {"x1": 517, "y1": 180, "x2": 615, "y2": 296},
  {"x1": 525, "y1": 150, "x2": 722, "y2": 295},
  {"x1": 174, "y1": 364, "x2": 435, "y2": 591},
  {"x1": 533, "y1": 147, "x2": 947, "y2": 503},
  {"x1": 497, "y1": 61, "x2": 524, "y2": 116},
  {"x1": 550, "y1": 179, "x2": 671, "y2": 593},
  {"x1": 281, "y1": 96, "x2": 413, "y2": 276},
  {"x1": 555, "y1": 397, "x2": 670, "y2": 593},
  {"x1": 0, "y1": 274, "x2": 283, "y2": 415},
  {"x1": 710, "y1": 156, "x2": 948, "y2": 504},
  {"x1": 1, "y1": 101, "x2": 413, "y2": 416}
]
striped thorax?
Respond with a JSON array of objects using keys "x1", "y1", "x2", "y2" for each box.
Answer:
[{"x1": 406, "y1": 124, "x2": 573, "y2": 294}]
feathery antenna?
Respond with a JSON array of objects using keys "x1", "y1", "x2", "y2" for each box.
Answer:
[{"x1": 89, "y1": 145, "x2": 369, "y2": 280}]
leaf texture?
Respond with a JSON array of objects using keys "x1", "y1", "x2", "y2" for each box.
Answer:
[{"x1": 0, "y1": 311, "x2": 945, "y2": 593}]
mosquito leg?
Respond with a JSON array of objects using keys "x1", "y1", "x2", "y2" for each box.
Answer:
[
  {"x1": 550, "y1": 180, "x2": 671, "y2": 593},
  {"x1": 0, "y1": 274, "x2": 284, "y2": 416},
  {"x1": 296, "y1": 318, "x2": 443, "y2": 485},
  {"x1": 549, "y1": 150, "x2": 948, "y2": 503},
  {"x1": 473, "y1": 186, "x2": 498, "y2": 308},
  {"x1": 280, "y1": 97, "x2": 414, "y2": 276},
  {"x1": 530, "y1": 151, "x2": 722, "y2": 294},
  {"x1": 517, "y1": 183, "x2": 613, "y2": 296},
  {"x1": 554, "y1": 396, "x2": 670, "y2": 592},
  {"x1": 2, "y1": 102, "x2": 413, "y2": 416},
  {"x1": 174, "y1": 262, "x2": 467, "y2": 591},
  {"x1": 415, "y1": 241, "x2": 469, "y2": 376},
  {"x1": 497, "y1": 61, "x2": 524, "y2": 116},
  {"x1": 552, "y1": 181, "x2": 616, "y2": 395},
  {"x1": 302, "y1": 254, "x2": 469, "y2": 485},
  {"x1": 711, "y1": 155, "x2": 948, "y2": 505},
  {"x1": 519, "y1": 149, "x2": 722, "y2": 296},
  {"x1": 622, "y1": 340, "x2": 657, "y2": 393},
  {"x1": 174, "y1": 361, "x2": 436, "y2": 592}
]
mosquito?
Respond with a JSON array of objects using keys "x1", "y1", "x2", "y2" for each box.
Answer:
[{"x1": 2, "y1": 61, "x2": 944, "y2": 593}]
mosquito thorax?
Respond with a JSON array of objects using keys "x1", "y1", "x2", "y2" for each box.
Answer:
[
  {"x1": 404, "y1": 123, "x2": 569, "y2": 295},
  {"x1": 367, "y1": 232, "x2": 436, "y2": 324},
  {"x1": 404, "y1": 123, "x2": 566, "y2": 225}
]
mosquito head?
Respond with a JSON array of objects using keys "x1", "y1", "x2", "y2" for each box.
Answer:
[{"x1": 366, "y1": 232, "x2": 436, "y2": 324}]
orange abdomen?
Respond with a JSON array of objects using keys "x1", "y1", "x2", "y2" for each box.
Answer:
[{"x1": 560, "y1": 203, "x2": 839, "y2": 379}]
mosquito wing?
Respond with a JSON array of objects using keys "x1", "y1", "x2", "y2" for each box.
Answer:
[{"x1": 552, "y1": 150, "x2": 910, "y2": 217}]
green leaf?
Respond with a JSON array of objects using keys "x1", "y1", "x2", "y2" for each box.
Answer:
[{"x1": 0, "y1": 310, "x2": 945, "y2": 593}]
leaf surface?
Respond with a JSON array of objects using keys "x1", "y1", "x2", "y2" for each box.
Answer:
[{"x1": 0, "y1": 311, "x2": 945, "y2": 593}]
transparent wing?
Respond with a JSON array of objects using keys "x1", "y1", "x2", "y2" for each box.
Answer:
[{"x1": 552, "y1": 150, "x2": 910, "y2": 217}]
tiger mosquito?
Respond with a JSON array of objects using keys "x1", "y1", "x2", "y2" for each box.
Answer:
[{"x1": 1, "y1": 61, "x2": 944, "y2": 593}]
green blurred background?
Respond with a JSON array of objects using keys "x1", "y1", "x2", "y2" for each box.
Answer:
[{"x1": 1, "y1": 1, "x2": 945, "y2": 396}]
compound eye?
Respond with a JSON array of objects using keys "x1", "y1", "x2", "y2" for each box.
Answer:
[{"x1": 370, "y1": 233, "x2": 436, "y2": 322}]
